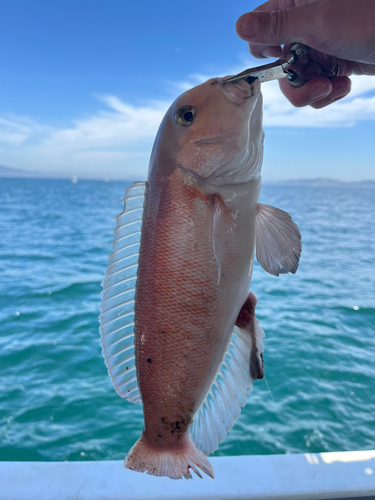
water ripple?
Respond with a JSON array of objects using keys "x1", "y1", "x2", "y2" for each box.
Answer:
[{"x1": 0, "y1": 178, "x2": 374, "y2": 461}]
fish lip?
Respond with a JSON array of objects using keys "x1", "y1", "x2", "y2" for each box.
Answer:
[{"x1": 219, "y1": 78, "x2": 258, "y2": 103}]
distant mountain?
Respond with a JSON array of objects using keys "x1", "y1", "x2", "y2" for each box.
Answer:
[
  {"x1": 0, "y1": 166, "x2": 110, "y2": 181},
  {"x1": 0, "y1": 165, "x2": 72, "y2": 179},
  {"x1": 0, "y1": 165, "x2": 41, "y2": 178},
  {"x1": 1, "y1": 167, "x2": 374, "y2": 187},
  {"x1": 265, "y1": 177, "x2": 375, "y2": 188}
]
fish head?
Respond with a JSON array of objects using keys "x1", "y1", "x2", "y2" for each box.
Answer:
[{"x1": 149, "y1": 78, "x2": 264, "y2": 186}]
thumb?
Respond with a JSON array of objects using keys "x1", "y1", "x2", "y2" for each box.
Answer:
[{"x1": 236, "y1": 7, "x2": 313, "y2": 47}]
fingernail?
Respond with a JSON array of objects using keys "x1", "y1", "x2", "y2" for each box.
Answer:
[
  {"x1": 332, "y1": 92, "x2": 349, "y2": 103},
  {"x1": 310, "y1": 85, "x2": 331, "y2": 101},
  {"x1": 237, "y1": 14, "x2": 258, "y2": 38},
  {"x1": 261, "y1": 48, "x2": 274, "y2": 58},
  {"x1": 333, "y1": 84, "x2": 349, "y2": 99}
]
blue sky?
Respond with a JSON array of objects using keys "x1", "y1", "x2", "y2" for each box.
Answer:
[{"x1": 1, "y1": 0, "x2": 375, "y2": 181}]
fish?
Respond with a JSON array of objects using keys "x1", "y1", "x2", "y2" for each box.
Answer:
[{"x1": 99, "y1": 77, "x2": 301, "y2": 480}]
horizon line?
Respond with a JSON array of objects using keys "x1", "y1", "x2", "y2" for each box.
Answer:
[{"x1": 1, "y1": 173, "x2": 375, "y2": 184}]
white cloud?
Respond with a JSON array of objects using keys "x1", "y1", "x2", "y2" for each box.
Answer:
[
  {"x1": 261, "y1": 75, "x2": 375, "y2": 127},
  {"x1": 0, "y1": 68, "x2": 375, "y2": 178},
  {"x1": 0, "y1": 114, "x2": 53, "y2": 146},
  {"x1": 0, "y1": 97, "x2": 170, "y2": 179}
]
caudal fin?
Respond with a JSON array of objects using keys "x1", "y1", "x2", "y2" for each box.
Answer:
[{"x1": 124, "y1": 434, "x2": 214, "y2": 480}]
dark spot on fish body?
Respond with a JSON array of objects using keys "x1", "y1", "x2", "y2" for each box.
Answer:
[
  {"x1": 147, "y1": 358, "x2": 152, "y2": 364},
  {"x1": 157, "y1": 434, "x2": 162, "y2": 438},
  {"x1": 159, "y1": 416, "x2": 192, "y2": 437}
]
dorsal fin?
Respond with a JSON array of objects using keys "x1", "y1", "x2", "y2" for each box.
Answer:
[
  {"x1": 99, "y1": 181, "x2": 147, "y2": 404},
  {"x1": 190, "y1": 320, "x2": 265, "y2": 456}
]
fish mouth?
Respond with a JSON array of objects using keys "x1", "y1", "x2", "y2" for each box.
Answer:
[{"x1": 219, "y1": 78, "x2": 254, "y2": 104}]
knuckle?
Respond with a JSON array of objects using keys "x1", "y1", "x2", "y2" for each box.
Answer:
[{"x1": 268, "y1": 9, "x2": 289, "y2": 43}]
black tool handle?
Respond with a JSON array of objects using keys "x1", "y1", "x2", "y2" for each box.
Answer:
[
  {"x1": 290, "y1": 43, "x2": 310, "y2": 61},
  {"x1": 286, "y1": 69, "x2": 307, "y2": 87},
  {"x1": 286, "y1": 43, "x2": 310, "y2": 87}
]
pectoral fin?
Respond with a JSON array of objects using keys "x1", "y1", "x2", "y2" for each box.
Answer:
[
  {"x1": 256, "y1": 203, "x2": 302, "y2": 277},
  {"x1": 212, "y1": 194, "x2": 235, "y2": 284}
]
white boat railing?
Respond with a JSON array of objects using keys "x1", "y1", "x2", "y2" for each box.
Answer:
[{"x1": 0, "y1": 450, "x2": 374, "y2": 500}]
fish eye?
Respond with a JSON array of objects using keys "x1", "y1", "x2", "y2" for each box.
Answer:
[{"x1": 175, "y1": 105, "x2": 196, "y2": 126}]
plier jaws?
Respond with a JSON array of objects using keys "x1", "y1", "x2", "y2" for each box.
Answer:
[{"x1": 221, "y1": 43, "x2": 310, "y2": 87}]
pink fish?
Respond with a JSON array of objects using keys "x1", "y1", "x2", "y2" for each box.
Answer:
[{"x1": 100, "y1": 78, "x2": 301, "y2": 480}]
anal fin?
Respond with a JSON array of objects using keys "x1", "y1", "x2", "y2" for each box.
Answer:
[{"x1": 190, "y1": 292, "x2": 265, "y2": 456}]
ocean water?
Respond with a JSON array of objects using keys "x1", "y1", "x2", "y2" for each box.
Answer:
[{"x1": 0, "y1": 177, "x2": 374, "y2": 462}]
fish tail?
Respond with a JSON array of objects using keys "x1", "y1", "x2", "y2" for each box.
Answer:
[{"x1": 124, "y1": 434, "x2": 214, "y2": 480}]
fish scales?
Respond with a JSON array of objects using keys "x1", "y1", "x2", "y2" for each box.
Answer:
[
  {"x1": 135, "y1": 170, "x2": 257, "y2": 447},
  {"x1": 100, "y1": 77, "x2": 302, "y2": 480}
]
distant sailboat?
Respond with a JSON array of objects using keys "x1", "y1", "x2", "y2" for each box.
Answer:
[{"x1": 71, "y1": 175, "x2": 78, "y2": 184}]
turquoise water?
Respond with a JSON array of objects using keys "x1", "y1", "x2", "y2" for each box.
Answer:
[{"x1": 0, "y1": 177, "x2": 374, "y2": 462}]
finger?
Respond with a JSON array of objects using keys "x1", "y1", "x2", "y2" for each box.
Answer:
[
  {"x1": 253, "y1": 0, "x2": 297, "y2": 13},
  {"x1": 236, "y1": 8, "x2": 309, "y2": 46},
  {"x1": 298, "y1": 60, "x2": 322, "y2": 79},
  {"x1": 310, "y1": 76, "x2": 352, "y2": 109},
  {"x1": 278, "y1": 76, "x2": 352, "y2": 108},
  {"x1": 248, "y1": 43, "x2": 282, "y2": 59},
  {"x1": 237, "y1": 1, "x2": 375, "y2": 65},
  {"x1": 278, "y1": 77, "x2": 332, "y2": 108}
]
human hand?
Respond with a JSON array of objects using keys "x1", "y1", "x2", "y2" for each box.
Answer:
[{"x1": 236, "y1": 0, "x2": 375, "y2": 108}]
